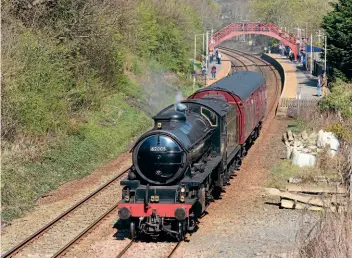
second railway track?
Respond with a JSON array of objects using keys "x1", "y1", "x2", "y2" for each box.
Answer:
[
  {"x1": 3, "y1": 48, "x2": 282, "y2": 258},
  {"x1": 2, "y1": 167, "x2": 131, "y2": 258}
]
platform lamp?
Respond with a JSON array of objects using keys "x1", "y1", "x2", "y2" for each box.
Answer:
[
  {"x1": 324, "y1": 35, "x2": 327, "y2": 72},
  {"x1": 310, "y1": 34, "x2": 313, "y2": 75},
  {"x1": 193, "y1": 33, "x2": 205, "y2": 92}
]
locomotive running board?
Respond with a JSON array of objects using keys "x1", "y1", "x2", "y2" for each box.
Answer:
[{"x1": 180, "y1": 156, "x2": 222, "y2": 188}]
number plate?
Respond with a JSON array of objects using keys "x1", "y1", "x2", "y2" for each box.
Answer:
[{"x1": 150, "y1": 146, "x2": 167, "y2": 152}]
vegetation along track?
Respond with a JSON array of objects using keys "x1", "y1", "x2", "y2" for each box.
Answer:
[
  {"x1": 219, "y1": 46, "x2": 281, "y2": 114},
  {"x1": 3, "y1": 49, "x2": 282, "y2": 258},
  {"x1": 2, "y1": 167, "x2": 131, "y2": 258}
]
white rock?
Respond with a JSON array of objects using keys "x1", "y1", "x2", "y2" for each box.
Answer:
[
  {"x1": 287, "y1": 130, "x2": 294, "y2": 141},
  {"x1": 301, "y1": 130, "x2": 308, "y2": 141},
  {"x1": 330, "y1": 150, "x2": 338, "y2": 156},
  {"x1": 308, "y1": 145, "x2": 317, "y2": 150},
  {"x1": 292, "y1": 150, "x2": 317, "y2": 167},
  {"x1": 317, "y1": 130, "x2": 325, "y2": 148},
  {"x1": 294, "y1": 140, "x2": 303, "y2": 147},
  {"x1": 316, "y1": 130, "x2": 340, "y2": 155},
  {"x1": 282, "y1": 133, "x2": 288, "y2": 143},
  {"x1": 308, "y1": 131, "x2": 318, "y2": 145},
  {"x1": 286, "y1": 146, "x2": 293, "y2": 159}
]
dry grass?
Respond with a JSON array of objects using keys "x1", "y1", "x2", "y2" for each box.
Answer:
[
  {"x1": 295, "y1": 111, "x2": 352, "y2": 257},
  {"x1": 298, "y1": 204, "x2": 352, "y2": 258}
]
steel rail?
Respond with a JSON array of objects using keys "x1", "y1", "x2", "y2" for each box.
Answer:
[
  {"x1": 167, "y1": 241, "x2": 182, "y2": 258},
  {"x1": 218, "y1": 47, "x2": 281, "y2": 113},
  {"x1": 2, "y1": 167, "x2": 131, "y2": 258},
  {"x1": 224, "y1": 47, "x2": 282, "y2": 112},
  {"x1": 218, "y1": 46, "x2": 264, "y2": 75},
  {"x1": 52, "y1": 203, "x2": 120, "y2": 257},
  {"x1": 116, "y1": 240, "x2": 134, "y2": 258},
  {"x1": 219, "y1": 52, "x2": 248, "y2": 72}
]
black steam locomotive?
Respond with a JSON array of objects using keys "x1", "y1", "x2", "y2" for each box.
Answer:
[{"x1": 118, "y1": 71, "x2": 267, "y2": 240}]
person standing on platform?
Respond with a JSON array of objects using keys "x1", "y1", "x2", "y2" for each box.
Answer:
[
  {"x1": 202, "y1": 66, "x2": 206, "y2": 77},
  {"x1": 211, "y1": 65, "x2": 216, "y2": 79},
  {"x1": 317, "y1": 74, "x2": 322, "y2": 97},
  {"x1": 289, "y1": 50, "x2": 294, "y2": 62},
  {"x1": 210, "y1": 50, "x2": 213, "y2": 63},
  {"x1": 218, "y1": 52, "x2": 222, "y2": 64},
  {"x1": 303, "y1": 54, "x2": 307, "y2": 70}
]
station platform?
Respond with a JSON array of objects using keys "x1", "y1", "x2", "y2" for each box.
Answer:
[
  {"x1": 268, "y1": 54, "x2": 324, "y2": 117},
  {"x1": 268, "y1": 54, "x2": 322, "y2": 100},
  {"x1": 205, "y1": 54, "x2": 232, "y2": 86}
]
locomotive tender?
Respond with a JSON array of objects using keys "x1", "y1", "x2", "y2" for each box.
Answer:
[{"x1": 118, "y1": 71, "x2": 267, "y2": 240}]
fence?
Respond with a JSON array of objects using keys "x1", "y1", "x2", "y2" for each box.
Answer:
[{"x1": 277, "y1": 98, "x2": 320, "y2": 118}]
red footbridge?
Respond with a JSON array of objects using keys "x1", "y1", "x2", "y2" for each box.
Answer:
[{"x1": 210, "y1": 22, "x2": 300, "y2": 58}]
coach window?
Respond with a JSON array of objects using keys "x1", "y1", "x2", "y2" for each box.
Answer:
[{"x1": 201, "y1": 107, "x2": 218, "y2": 127}]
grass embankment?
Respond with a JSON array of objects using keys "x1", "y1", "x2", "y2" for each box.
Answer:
[{"x1": 1, "y1": 93, "x2": 151, "y2": 221}]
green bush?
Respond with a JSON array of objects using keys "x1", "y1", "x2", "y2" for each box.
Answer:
[
  {"x1": 1, "y1": 93, "x2": 151, "y2": 221},
  {"x1": 319, "y1": 80, "x2": 352, "y2": 118},
  {"x1": 327, "y1": 123, "x2": 352, "y2": 141},
  {"x1": 2, "y1": 30, "x2": 104, "y2": 138}
]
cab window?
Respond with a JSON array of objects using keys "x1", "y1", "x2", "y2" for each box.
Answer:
[{"x1": 201, "y1": 107, "x2": 217, "y2": 127}]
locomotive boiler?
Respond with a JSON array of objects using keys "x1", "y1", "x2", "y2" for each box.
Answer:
[{"x1": 117, "y1": 71, "x2": 267, "y2": 240}]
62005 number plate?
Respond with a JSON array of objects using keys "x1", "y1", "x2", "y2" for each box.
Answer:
[{"x1": 150, "y1": 146, "x2": 167, "y2": 152}]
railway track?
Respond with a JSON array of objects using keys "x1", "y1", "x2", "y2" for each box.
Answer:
[
  {"x1": 2, "y1": 167, "x2": 131, "y2": 258},
  {"x1": 115, "y1": 240, "x2": 181, "y2": 258},
  {"x1": 3, "y1": 48, "x2": 282, "y2": 258},
  {"x1": 114, "y1": 49, "x2": 282, "y2": 258},
  {"x1": 219, "y1": 46, "x2": 281, "y2": 113}
]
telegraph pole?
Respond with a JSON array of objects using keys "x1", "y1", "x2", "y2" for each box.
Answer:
[
  {"x1": 193, "y1": 35, "x2": 197, "y2": 92},
  {"x1": 206, "y1": 31, "x2": 209, "y2": 72},
  {"x1": 202, "y1": 34, "x2": 205, "y2": 59},
  {"x1": 324, "y1": 35, "x2": 327, "y2": 72},
  {"x1": 310, "y1": 34, "x2": 313, "y2": 75}
]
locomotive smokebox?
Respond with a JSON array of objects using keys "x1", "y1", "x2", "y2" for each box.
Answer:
[
  {"x1": 131, "y1": 108, "x2": 214, "y2": 185},
  {"x1": 132, "y1": 133, "x2": 187, "y2": 185}
]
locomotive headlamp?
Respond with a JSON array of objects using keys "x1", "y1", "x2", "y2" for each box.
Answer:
[
  {"x1": 180, "y1": 187, "x2": 186, "y2": 193},
  {"x1": 174, "y1": 207, "x2": 186, "y2": 221},
  {"x1": 118, "y1": 207, "x2": 131, "y2": 220},
  {"x1": 180, "y1": 196, "x2": 185, "y2": 202}
]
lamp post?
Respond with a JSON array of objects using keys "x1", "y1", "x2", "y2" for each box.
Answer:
[
  {"x1": 310, "y1": 34, "x2": 313, "y2": 75},
  {"x1": 317, "y1": 30, "x2": 324, "y2": 46},
  {"x1": 193, "y1": 33, "x2": 205, "y2": 92},
  {"x1": 206, "y1": 31, "x2": 209, "y2": 72},
  {"x1": 324, "y1": 35, "x2": 327, "y2": 72}
]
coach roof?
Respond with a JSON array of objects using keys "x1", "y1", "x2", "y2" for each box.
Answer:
[{"x1": 197, "y1": 71, "x2": 266, "y2": 100}]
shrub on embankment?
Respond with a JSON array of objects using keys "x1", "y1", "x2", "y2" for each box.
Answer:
[
  {"x1": 319, "y1": 80, "x2": 352, "y2": 119},
  {"x1": 1, "y1": 0, "x2": 220, "y2": 222}
]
